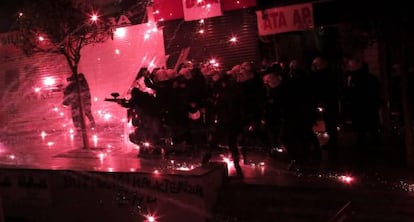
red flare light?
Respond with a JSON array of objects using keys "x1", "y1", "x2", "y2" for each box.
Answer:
[{"x1": 339, "y1": 175, "x2": 355, "y2": 184}]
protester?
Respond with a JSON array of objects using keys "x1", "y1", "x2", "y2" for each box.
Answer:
[{"x1": 63, "y1": 73, "x2": 95, "y2": 131}]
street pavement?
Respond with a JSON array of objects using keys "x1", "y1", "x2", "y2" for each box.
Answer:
[{"x1": 1, "y1": 125, "x2": 414, "y2": 221}]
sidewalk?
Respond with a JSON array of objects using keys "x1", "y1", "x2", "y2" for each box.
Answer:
[
  {"x1": 1, "y1": 126, "x2": 414, "y2": 221},
  {"x1": 209, "y1": 131, "x2": 414, "y2": 222}
]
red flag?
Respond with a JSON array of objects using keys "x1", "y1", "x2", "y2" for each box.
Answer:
[
  {"x1": 182, "y1": 0, "x2": 223, "y2": 21},
  {"x1": 152, "y1": 0, "x2": 184, "y2": 22},
  {"x1": 152, "y1": 0, "x2": 256, "y2": 22}
]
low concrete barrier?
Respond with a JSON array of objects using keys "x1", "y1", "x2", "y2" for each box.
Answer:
[{"x1": 0, "y1": 162, "x2": 228, "y2": 222}]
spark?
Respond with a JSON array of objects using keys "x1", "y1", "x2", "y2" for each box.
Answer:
[
  {"x1": 114, "y1": 27, "x2": 126, "y2": 38},
  {"x1": 339, "y1": 175, "x2": 355, "y2": 184},
  {"x1": 98, "y1": 153, "x2": 106, "y2": 160},
  {"x1": 90, "y1": 14, "x2": 99, "y2": 22},
  {"x1": 145, "y1": 214, "x2": 156, "y2": 222},
  {"x1": 41, "y1": 131, "x2": 47, "y2": 139},
  {"x1": 43, "y1": 77, "x2": 55, "y2": 86}
]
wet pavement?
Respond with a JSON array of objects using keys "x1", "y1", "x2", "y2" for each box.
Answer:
[{"x1": 1, "y1": 125, "x2": 414, "y2": 221}]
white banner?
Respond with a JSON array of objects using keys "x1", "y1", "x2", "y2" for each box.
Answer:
[
  {"x1": 256, "y1": 3, "x2": 314, "y2": 36},
  {"x1": 182, "y1": 0, "x2": 223, "y2": 21},
  {"x1": 0, "y1": 165, "x2": 227, "y2": 222}
]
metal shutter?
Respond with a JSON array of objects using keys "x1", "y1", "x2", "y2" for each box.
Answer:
[{"x1": 162, "y1": 9, "x2": 259, "y2": 70}]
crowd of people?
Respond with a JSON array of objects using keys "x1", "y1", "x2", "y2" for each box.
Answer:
[
  {"x1": 64, "y1": 56, "x2": 382, "y2": 176},
  {"x1": 104, "y1": 55, "x2": 382, "y2": 176}
]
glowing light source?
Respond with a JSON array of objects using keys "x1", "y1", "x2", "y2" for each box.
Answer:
[
  {"x1": 103, "y1": 113, "x2": 112, "y2": 121},
  {"x1": 98, "y1": 153, "x2": 106, "y2": 160},
  {"x1": 114, "y1": 27, "x2": 126, "y2": 38},
  {"x1": 93, "y1": 134, "x2": 98, "y2": 146},
  {"x1": 41, "y1": 131, "x2": 47, "y2": 140},
  {"x1": 176, "y1": 166, "x2": 191, "y2": 171},
  {"x1": 38, "y1": 36, "x2": 45, "y2": 41},
  {"x1": 339, "y1": 175, "x2": 355, "y2": 184},
  {"x1": 229, "y1": 36, "x2": 237, "y2": 43},
  {"x1": 43, "y1": 76, "x2": 55, "y2": 86},
  {"x1": 198, "y1": 29, "x2": 205, "y2": 34},
  {"x1": 90, "y1": 14, "x2": 98, "y2": 22},
  {"x1": 221, "y1": 156, "x2": 234, "y2": 171},
  {"x1": 144, "y1": 213, "x2": 157, "y2": 222}
]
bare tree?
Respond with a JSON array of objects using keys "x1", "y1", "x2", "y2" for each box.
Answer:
[{"x1": 16, "y1": 0, "x2": 114, "y2": 149}]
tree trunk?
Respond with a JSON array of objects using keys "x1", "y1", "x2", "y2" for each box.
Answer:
[{"x1": 74, "y1": 72, "x2": 90, "y2": 149}]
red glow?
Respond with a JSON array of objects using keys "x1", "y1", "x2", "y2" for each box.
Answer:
[
  {"x1": 90, "y1": 14, "x2": 98, "y2": 22},
  {"x1": 339, "y1": 175, "x2": 355, "y2": 184},
  {"x1": 145, "y1": 214, "x2": 157, "y2": 222},
  {"x1": 41, "y1": 131, "x2": 47, "y2": 140},
  {"x1": 114, "y1": 28, "x2": 126, "y2": 38},
  {"x1": 38, "y1": 36, "x2": 45, "y2": 41},
  {"x1": 43, "y1": 76, "x2": 55, "y2": 86}
]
